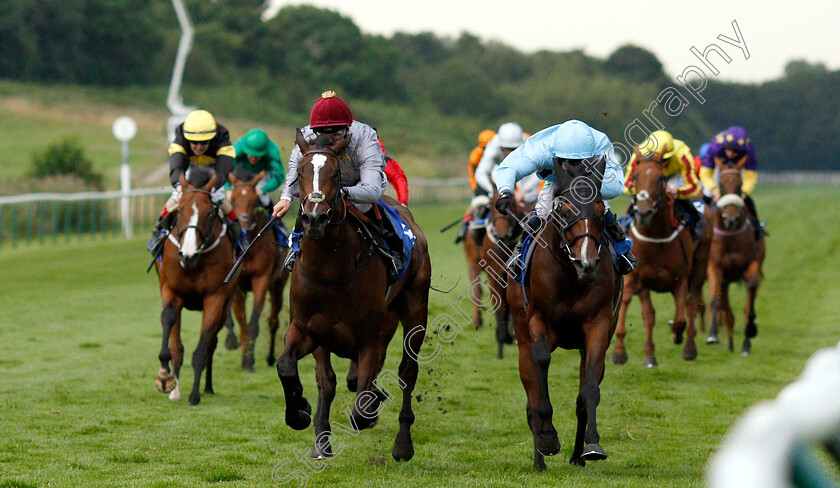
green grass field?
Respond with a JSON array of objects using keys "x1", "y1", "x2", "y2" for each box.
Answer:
[{"x1": 1, "y1": 185, "x2": 838, "y2": 487}]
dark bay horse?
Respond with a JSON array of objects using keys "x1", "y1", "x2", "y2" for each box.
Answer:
[
  {"x1": 611, "y1": 150, "x2": 700, "y2": 367},
  {"x1": 507, "y1": 158, "x2": 622, "y2": 470},
  {"x1": 276, "y1": 131, "x2": 432, "y2": 461},
  {"x1": 706, "y1": 159, "x2": 765, "y2": 354},
  {"x1": 155, "y1": 173, "x2": 235, "y2": 405},
  {"x1": 223, "y1": 171, "x2": 290, "y2": 370},
  {"x1": 463, "y1": 193, "x2": 524, "y2": 358}
]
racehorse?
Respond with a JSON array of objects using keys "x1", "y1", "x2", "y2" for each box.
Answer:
[
  {"x1": 611, "y1": 149, "x2": 700, "y2": 367},
  {"x1": 223, "y1": 171, "x2": 290, "y2": 370},
  {"x1": 276, "y1": 131, "x2": 432, "y2": 461},
  {"x1": 507, "y1": 158, "x2": 622, "y2": 470},
  {"x1": 154, "y1": 172, "x2": 235, "y2": 405},
  {"x1": 706, "y1": 158, "x2": 765, "y2": 355},
  {"x1": 462, "y1": 193, "x2": 524, "y2": 358}
]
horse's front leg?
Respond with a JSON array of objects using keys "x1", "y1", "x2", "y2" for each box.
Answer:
[
  {"x1": 611, "y1": 275, "x2": 634, "y2": 365},
  {"x1": 638, "y1": 289, "x2": 657, "y2": 368},
  {"x1": 706, "y1": 263, "x2": 724, "y2": 344},
  {"x1": 157, "y1": 291, "x2": 182, "y2": 398},
  {"x1": 722, "y1": 283, "x2": 735, "y2": 352},
  {"x1": 187, "y1": 293, "x2": 228, "y2": 405},
  {"x1": 466, "y1": 242, "x2": 484, "y2": 330},
  {"x1": 527, "y1": 314, "x2": 560, "y2": 466},
  {"x1": 311, "y1": 347, "x2": 337, "y2": 459},
  {"x1": 492, "y1": 275, "x2": 512, "y2": 359},
  {"x1": 266, "y1": 269, "x2": 288, "y2": 367},
  {"x1": 243, "y1": 274, "x2": 270, "y2": 372},
  {"x1": 223, "y1": 289, "x2": 241, "y2": 350},
  {"x1": 670, "y1": 276, "x2": 689, "y2": 346},
  {"x1": 571, "y1": 318, "x2": 612, "y2": 466},
  {"x1": 741, "y1": 260, "x2": 762, "y2": 356},
  {"x1": 276, "y1": 320, "x2": 316, "y2": 430}
]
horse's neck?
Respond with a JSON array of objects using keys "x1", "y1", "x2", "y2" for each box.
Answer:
[{"x1": 299, "y1": 222, "x2": 361, "y2": 269}]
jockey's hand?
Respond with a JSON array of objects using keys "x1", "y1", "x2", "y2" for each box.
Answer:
[
  {"x1": 256, "y1": 188, "x2": 264, "y2": 196},
  {"x1": 713, "y1": 188, "x2": 721, "y2": 201},
  {"x1": 666, "y1": 187, "x2": 679, "y2": 198},
  {"x1": 495, "y1": 191, "x2": 513, "y2": 214},
  {"x1": 225, "y1": 190, "x2": 232, "y2": 201},
  {"x1": 273, "y1": 199, "x2": 291, "y2": 218}
]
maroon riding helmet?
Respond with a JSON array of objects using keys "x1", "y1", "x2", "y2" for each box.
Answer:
[{"x1": 309, "y1": 91, "x2": 353, "y2": 129}]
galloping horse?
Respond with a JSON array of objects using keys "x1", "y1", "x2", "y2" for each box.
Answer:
[
  {"x1": 611, "y1": 149, "x2": 700, "y2": 367},
  {"x1": 463, "y1": 193, "x2": 524, "y2": 358},
  {"x1": 507, "y1": 158, "x2": 622, "y2": 470},
  {"x1": 155, "y1": 172, "x2": 235, "y2": 405},
  {"x1": 276, "y1": 131, "x2": 431, "y2": 461},
  {"x1": 706, "y1": 159, "x2": 765, "y2": 354},
  {"x1": 223, "y1": 171, "x2": 290, "y2": 370}
]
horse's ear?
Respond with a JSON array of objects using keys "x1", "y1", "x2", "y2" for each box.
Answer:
[
  {"x1": 714, "y1": 156, "x2": 724, "y2": 168},
  {"x1": 333, "y1": 133, "x2": 351, "y2": 152},
  {"x1": 633, "y1": 146, "x2": 643, "y2": 159},
  {"x1": 229, "y1": 174, "x2": 242, "y2": 185},
  {"x1": 295, "y1": 129, "x2": 310, "y2": 153},
  {"x1": 179, "y1": 172, "x2": 189, "y2": 189},
  {"x1": 588, "y1": 157, "x2": 606, "y2": 187},
  {"x1": 250, "y1": 170, "x2": 265, "y2": 185},
  {"x1": 552, "y1": 158, "x2": 572, "y2": 190},
  {"x1": 203, "y1": 174, "x2": 218, "y2": 191},
  {"x1": 736, "y1": 154, "x2": 748, "y2": 169}
]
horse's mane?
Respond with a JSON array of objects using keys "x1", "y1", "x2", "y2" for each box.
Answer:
[{"x1": 185, "y1": 163, "x2": 214, "y2": 188}]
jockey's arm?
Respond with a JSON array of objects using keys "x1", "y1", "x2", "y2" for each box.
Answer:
[
  {"x1": 600, "y1": 157, "x2": 625, "y2": 200},
  {"x1": 168, "y1": 152, "x2": 189, "y2": 188},
  {"x1": 260, "y1": 155, "x2": 285, "y2": 195},
  {"x1": 213, "y1": 153, "x2": 234, "y2": 189},
  {"x1": 675, "y1": 152, "x2": 701, "y2": 199},
  {"x1": 742, "y1": 170, "x2": 758, "y2": 196},
  {"x1": 623, "y1": 154, "x2": 639, "y2": 194},
  {"x1": 699, "y1": 166, "x2": 717, "y2": 194},
  {"x1": 475, "y1": 140, "x2": 501, "y2": 194},
  {"x1": 385, "y1": 158, "x2": 409, "y2": 205}
]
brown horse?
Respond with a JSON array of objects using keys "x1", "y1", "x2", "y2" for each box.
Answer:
[
  {"x1": 223, "y1": 171, "x2": 290, "y2": 371},
  {"x1": 706, "y1": 159, "x2": 765, "y2": 354},
  {"x1": 154, "y1": 172, "x2": 235, "y2": 405},
  {"x1": 462, "y1": 194, "x2": 523, "y2": 358},
  {"x1": 507, "y1": 158, "x2": 622, "y2": 470},
  {"x1": 611, "y1": 150, "x2": 700, "y2": 367},
  {"x1": 276, "y1": 131, "x2": 431, "y2": 461}
]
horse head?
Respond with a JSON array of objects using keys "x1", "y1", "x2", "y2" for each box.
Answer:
[
  {"x1": 229, "y1": 170, "x2": 265, "y2": 233},
  {"x1": 176, "y1": 172, "x2": 219, "y2": 269},
  {"x1": 296, "y1": 129, "x2": 350, "y2": 240},
  {"x1": 630, "y1": 146, "x2": 668, "y2": 226},
  {"x1": 550, "y1": 157, "x2": 607, "y2": 283},
  {"x1": 716, "y1": 159, "x2": 747, "y2": 231},
  {"x1": 489, "y1": 190, "x2": 524, "y2": 248}
]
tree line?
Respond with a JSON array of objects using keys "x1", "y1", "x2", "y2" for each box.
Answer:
[{"x1": 1, "y1": 0, "x2": 836, "y2": 170}]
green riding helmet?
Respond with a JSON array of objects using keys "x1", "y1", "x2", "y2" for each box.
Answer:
[{"x1": 241, "y1": 128, "x2": 269, "y2": 158}]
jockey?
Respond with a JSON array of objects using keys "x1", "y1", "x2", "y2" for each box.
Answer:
[
  {"x1": 624, "y1": 130, "x2": 705, "y2": 239},
  {"x1": 493, "y1": 119, "x2": 637, "y2": 275},
  {"x1": 378, "y1": 136, "x2": 409, "y2": 205},
  {"x1": 474, "y1": 122, "x2": 528, "y2": 196},
  {"x1": 700, "y1": 125, "x2": 764, "y2": 238},
  {"x1": 272, "y1": 91, "x2": 404, "y2": 278},
  {"x1": 146, "y1": 109, "x2": 244, "y2": 257},
  {"x1": 226, "y1": 128, "x2": 288, "y2": 245},
  {"x1": 454, "y1": 128, "x2": 496, "y2": 243}
]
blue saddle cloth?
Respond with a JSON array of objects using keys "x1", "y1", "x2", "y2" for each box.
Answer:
[
  {"x1": 286, "y1": 201, "x2": 417, "y2": 284},
  {"x1": 378, "y1": 200, "x2": 417, "y2": 283}
]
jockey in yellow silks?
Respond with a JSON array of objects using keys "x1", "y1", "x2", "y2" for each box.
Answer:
[{"x1": 624, "y1": 130, "x2": 704, "y2": 239}]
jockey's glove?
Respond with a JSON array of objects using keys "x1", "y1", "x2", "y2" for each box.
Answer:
[
  {"x1": 211, "y1": 186, "x2": 227, "y2": 204},
  {"x1": 495, "y1": 191, "x2": 513, "y2": 214}
]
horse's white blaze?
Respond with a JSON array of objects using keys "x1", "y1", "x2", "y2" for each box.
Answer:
[
  {"x1": 181, "y1": 202, "x2": 200, "y2": 257},
  {"x1": 240, "y1": 188, "x2": 247, "y2": 195},
  {"x1": 311, "y1": 154, "x2": 327, "y2": 193},
  {"x1": 169, "y1": 378, "x2": 181, "y2": 400},
  {"x1": 581, "y1": 220, "x2": 593, "y2": 263}
]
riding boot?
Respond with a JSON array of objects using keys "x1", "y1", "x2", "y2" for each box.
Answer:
[
  {"x1": 744, "y1": 196, "x2": 767, "y2": 240},
  {"x1": 146, "y1": 212, "x2": 175, "y2": 256},
  {"x1": 454, "y1": 219, "x2": 470, "y2": 244},
  {"x1": 284, "y1": 217, "x2": 303, "y2": 271},
  {"x1": 605, "y1": 211, "x2": 637, "y2": 275},
  {"x1": 227, "y1": 219, "x2": 246, "y2": 257}
]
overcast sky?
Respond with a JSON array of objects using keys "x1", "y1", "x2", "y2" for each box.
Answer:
[{"x1": 265, "y1": 0, "x2": 838, "y2": 84}]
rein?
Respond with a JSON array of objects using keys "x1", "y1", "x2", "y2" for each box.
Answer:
[{"x1": 713, "y1": 222, "x2": 750, "y2": 236}]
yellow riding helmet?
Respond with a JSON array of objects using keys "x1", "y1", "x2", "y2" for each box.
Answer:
[
  {"x1": 640, "y1": 130, "x2": 675, "y2": 159},
  {"x1": 478, "y1": 129, "x2": 496, "y2": 148},
  {"x1": 183, "y1": 110, "x2": 217, "y2": 141}
]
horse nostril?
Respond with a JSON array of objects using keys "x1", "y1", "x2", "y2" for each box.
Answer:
[
  {"x1": 300, "y1": 214, "x2": 311, "y2": 226},
  {"x1": 316, "y1": 213, "x2": 329, "y2": 226}
]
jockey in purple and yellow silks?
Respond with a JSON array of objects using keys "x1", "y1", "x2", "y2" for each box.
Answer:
[
  {"x1": 701, "y1": 126, "x2": 764, "y2": 238},
  {"x1": 624, "y1": 130, "x2": 705, "y2": 239}
]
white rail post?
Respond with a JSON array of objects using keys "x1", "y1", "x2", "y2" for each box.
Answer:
[{"x1": 112, "y1": 116, "x2": 137, "y2": 238}]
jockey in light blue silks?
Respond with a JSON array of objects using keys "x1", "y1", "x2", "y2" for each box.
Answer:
[{"x1": 493, "y1": 119, "x2": 637, "y2": 275}]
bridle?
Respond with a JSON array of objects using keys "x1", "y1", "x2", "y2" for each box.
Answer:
[
  {"x1": 168, "y1": 188, "x2": 226, "y2": 255},
  {"x1": 298, "y1": 148, "x2": 346, "y2": 225},
  {"x1": 548, "y1": 186, "x2": 604, "y2": 266},
  {"x1": 630, "y1": 159, "x2": 669, "y2": 218},
  {"x1": 231, "y1": 182, "x2": 261, "y2": 232}
]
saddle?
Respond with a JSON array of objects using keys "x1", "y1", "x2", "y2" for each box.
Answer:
[{"x1": 346, "y1": 202, "x2": 415, "y2": 284}]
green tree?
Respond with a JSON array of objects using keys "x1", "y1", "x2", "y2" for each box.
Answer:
[{"x1": 604, "y1": 44, "x2": 666, "y2": 83}]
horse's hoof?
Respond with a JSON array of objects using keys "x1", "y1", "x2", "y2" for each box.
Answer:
[
  {"x1": 346, "y1": 379, "x2": 358, "y2": 393},
  {"x1": 642, "y1": 356, "x2": 658, "y2": 368},
  {"x1": 242, "y1": 364, "x2": 255, "y2": 373},
  {"x1": 671, "y1": 321, "x2": 686, "y2": 345},
  {"x1": 204, "y1": 386, "x2": 215, "y2": 395},
  {"x1": 536, "y1": 434, "x2": 561, "y2": 456},
  {"x1": 581, "y1": 443, "x2": 607, "y2": 461},
  {"x1": 569, "y1": 456, "x2": 586, "y2": 467},
  {"x1": 155, "y1": 370, "x2": 176, "y2": 393},
  {"x1": 705, "y1": 335, "x2": 719, "y2": 345},
  {"x1": 741, "y1": 349, "x2": 751, "y2": 357},
  {"x1": 224, "y1": 332, "x2": 239, "y2": 350},
  {"x1": 188, "y1": 392, "x2": 200, "y2": 406},
  {"x1": 286, "y1": 400, "x2": 312, "y2": 430},
  {"x1": 533, "y1": 458, "x2": 547, "y2": 471},
  {"x1": 392, "y1": 442, "x2": 415, "y2": 462},
  {"x1": 311, "y1": 441, "x2": 333, "y2": 459},
  {"x1": 611, "y1": 351, "x2": 628, "y2": 365},
  {"x1": 683, "y1": 348, "x2": 698, "y2": 361},
  {"x1": 267, "y1": 355, "x2": 276, "y2": 367}
]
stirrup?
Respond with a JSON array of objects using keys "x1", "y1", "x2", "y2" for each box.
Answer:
[{"x1": 283, "y1": 251, "x2": 297, "y2": 271}]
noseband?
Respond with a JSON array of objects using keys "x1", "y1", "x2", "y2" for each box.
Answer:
[{"x1": 549, "y1": 191, "x2": 604, "y2": 266}]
